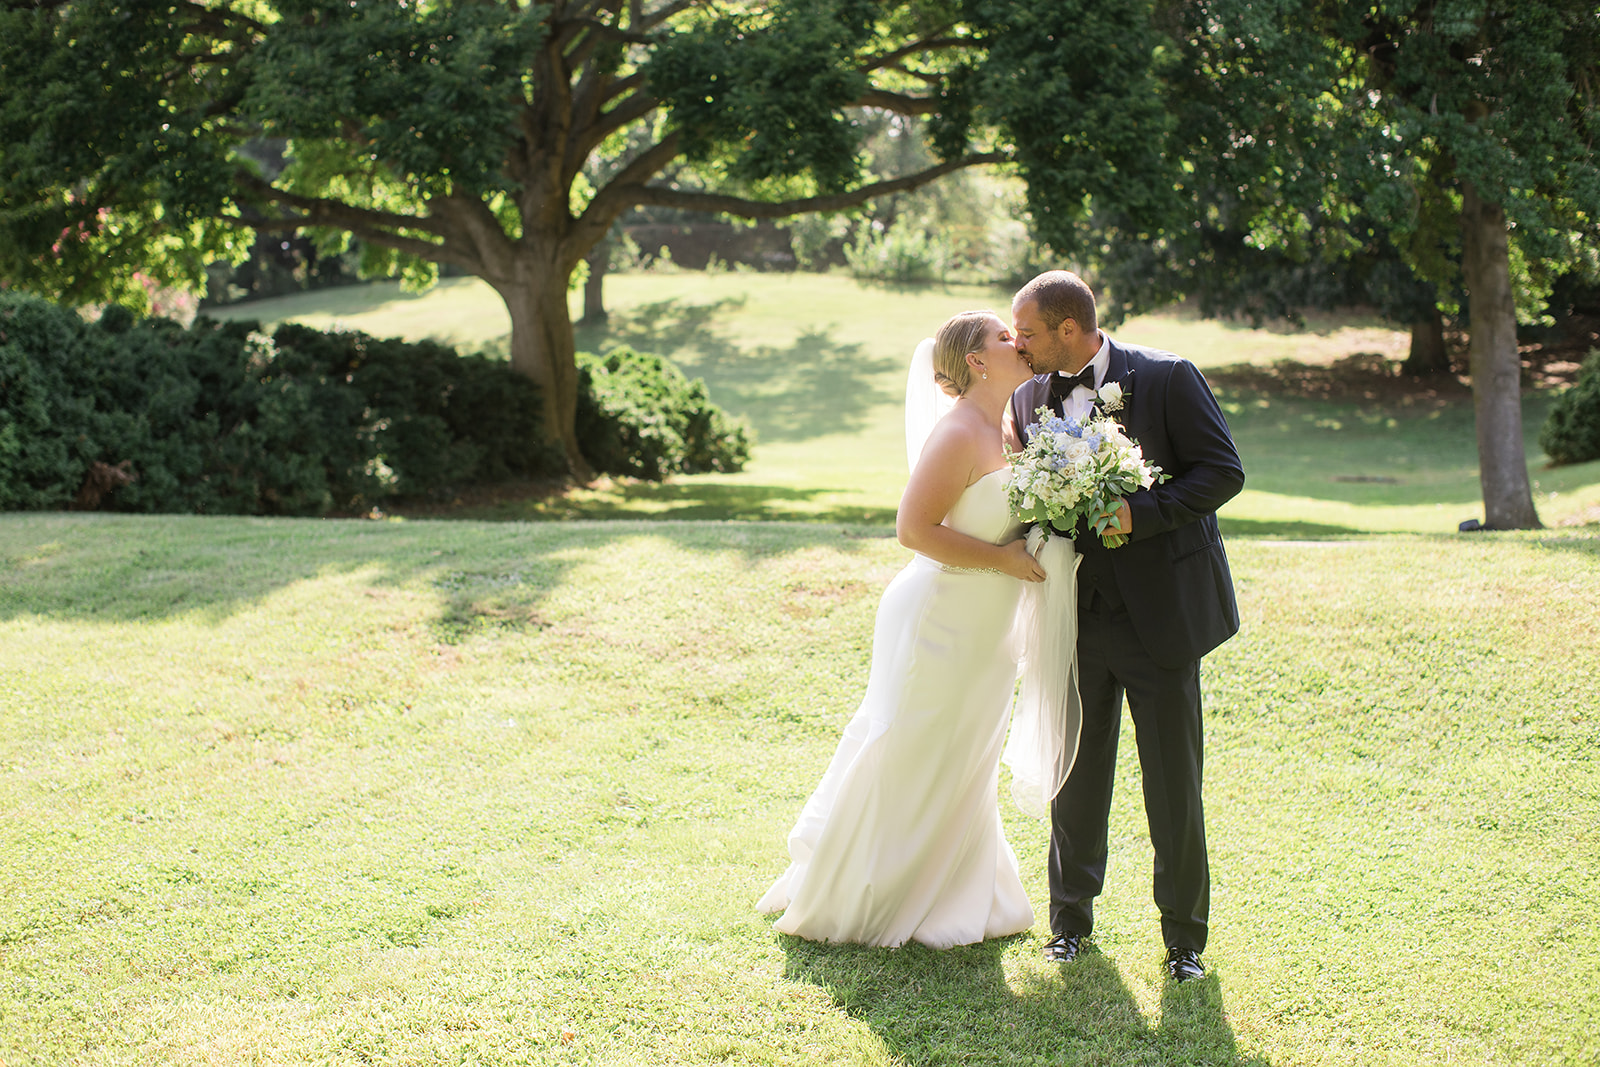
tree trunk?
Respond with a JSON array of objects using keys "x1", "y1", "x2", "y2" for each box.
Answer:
[
  {"x1": 579, "y1": 236, "x2": 608, "y2": 325},
  {"x1": 1402, "y1": 304, "x2": 1450, "y2": 376},
  {"x1": 1459, "y1": 181, "x2": 1541, "y2": 530},
  {"x1": 494, "y1": 258, "x2": 593, "y2": 482}
]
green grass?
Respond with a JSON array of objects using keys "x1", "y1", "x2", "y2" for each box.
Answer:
[
  {"x1": 205, "y1": 272, "x2": 1600, "y2": 531},
  {"x1": 9, "y1": 273, "x2": 1589, "y2": 1062},
  {"x1": 3, "y1": 513, "x2": 1598, "y2": 1065}
]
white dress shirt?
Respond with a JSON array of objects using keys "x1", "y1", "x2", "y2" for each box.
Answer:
[{"x1": 1056, "y1": 331, "x2": 1111, "y2": 422}]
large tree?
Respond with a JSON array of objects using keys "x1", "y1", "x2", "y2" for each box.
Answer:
[
  {"x1": 1078, "y1": 0, "x2": 1600, "y2": 530},
  {"x1": 1347, "y1": 0, "x2": 1600, "y2": 529},
  {"x1": 1, "y1": 0, "x2": 1017, "y2": 477}
]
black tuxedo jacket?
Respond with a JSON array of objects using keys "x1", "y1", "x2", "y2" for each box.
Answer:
[{"x1": 1010, "y1": 338, "x2": 1245, "y2": 669}]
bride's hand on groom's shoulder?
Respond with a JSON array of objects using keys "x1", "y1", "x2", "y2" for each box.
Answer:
[{"x1": 1000, "y1": 539, "x2": 1048, "y2": 583}]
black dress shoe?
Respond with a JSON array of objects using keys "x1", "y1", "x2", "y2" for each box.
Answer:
[
  {"x1": 1165, "y1": 946, "x2": 1204, "y2": 982},
  {"x1": 1042, "y1": 932, "x2": 1086, "y2": 962}
]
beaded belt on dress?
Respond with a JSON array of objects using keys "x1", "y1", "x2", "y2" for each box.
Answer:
[{"x1": 915, "y1": 554, "x2": 1003, "y2": 576}]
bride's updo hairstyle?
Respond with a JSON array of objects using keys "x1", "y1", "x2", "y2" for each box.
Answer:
[{"x1": 932, "y1": 311, "x2": 995, "y2": 397}]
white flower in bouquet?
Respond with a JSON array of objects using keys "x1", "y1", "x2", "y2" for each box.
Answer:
[{"x1": 1005, "y1": 403, "x2": 1167, "y2": 548}]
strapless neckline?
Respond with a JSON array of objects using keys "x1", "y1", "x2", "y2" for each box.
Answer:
[
  {"x1": 944, "y1": 465, "x2": 1020, "y2": 545},
  {"x1": 968, "y1": 466, "x2": 1009, "y2": 488}
]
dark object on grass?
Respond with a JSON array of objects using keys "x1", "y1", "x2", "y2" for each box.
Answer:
[
  {"x1": 1041, "y1": 932, "x2": 1086, "y2": 963},
  {"x1": 1459, "y1": 518, "x2": 1484, "y2": 532}
]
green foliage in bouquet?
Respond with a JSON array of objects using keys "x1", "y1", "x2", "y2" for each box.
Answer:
[{"x1": 1006, "y1": 399, "x2": 1166, "y2": 548}]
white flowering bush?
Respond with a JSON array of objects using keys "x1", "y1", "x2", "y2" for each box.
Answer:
[{"x1": 1006, "y1": 387, "x2": 1165, "y2": 547}]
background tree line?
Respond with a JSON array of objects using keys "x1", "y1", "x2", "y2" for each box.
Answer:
[{"x1": 2, "y1": 0, "x2": 1597, "y2": 527}]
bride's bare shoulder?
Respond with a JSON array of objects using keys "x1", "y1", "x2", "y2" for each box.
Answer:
[{"x1": 922, "y1": 403, "x2": 989, "y2": 452}]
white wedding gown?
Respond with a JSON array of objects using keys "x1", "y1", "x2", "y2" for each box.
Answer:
[{"x1": 757, "y1": 467, "x2": 1035, "y2": 948}]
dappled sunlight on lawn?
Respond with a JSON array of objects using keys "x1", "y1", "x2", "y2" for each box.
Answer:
[
  {"x1": 437, "y1": 477, "x2": 901, "y2": 524},
  {"x1": 200, "y1": 272, "x2": 1600, "y2": 535},
  {"x1": 0, "y1": 513, "x2": 896, "y2": 627},
  {"x1": 576, "y1": 296, "x2": 901, "y2": 442}
]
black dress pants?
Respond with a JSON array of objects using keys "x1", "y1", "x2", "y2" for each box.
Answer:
[{"x1": 1048, "y1": 593, "x2": 1210, "y2": 952}]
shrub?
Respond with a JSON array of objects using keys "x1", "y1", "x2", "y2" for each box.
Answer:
[
  {"x1": 0, "y1": 293, "x2": 338, "y2": 514},
  {"x1": 843, "y1": 216, "x2": 952, "y2": 284},
  {"x1": 0, "y1": 292, "x2": 563, "y2": 515},
  {"x1": 1539, "y1": 349, "x2": 1600, "y2": 466},
  {"x1": 576, "y1": 347, "x2": 751, "y2": 479},
  {"x1": 268, "y1": 325, "x2": 559, "y2": 499}
]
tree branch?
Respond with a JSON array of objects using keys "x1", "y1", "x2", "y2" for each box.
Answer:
[
  {"x1": 569, "y1": 88, "x2": 660, "y2": 173},
  {"x1": 627, "y1": 152, "x2": 1009, "y2": 219},
  {"x1": 564, "y1": 16, "x2": 653, "y2": 47},
  {"x1": 577, "y1": 132, "x2": 683, "y2": 230},
  {"x1": 246, "y1": 212, "x2": 483, "y2": 274},
  {"x1": 560, "y1": 0, "x2": 616, "y2": 22},
  {"x1": 602, "y1": 70, "x2": 649, "y2": 105},
  {"x1": 176, "y1": 0, "x2": 267, "y2": 39},
  {"x1": 861, "y1": 35, "x2": 966, "y2": 73},
  {"x1": 234, "y1": 172, "x2": 451, "y2": 239},
  {"x1": 853, "y1": 88, "x2": 941, "y2": 116}
]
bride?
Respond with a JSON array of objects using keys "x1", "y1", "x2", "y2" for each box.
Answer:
[{"x1": 757, "y1": 310, "x2": 1051, "y2": 949}]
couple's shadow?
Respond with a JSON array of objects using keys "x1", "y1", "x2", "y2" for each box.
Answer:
[{"x1": 780, "y1": 934, "x2": 1266, "y2": 1065}]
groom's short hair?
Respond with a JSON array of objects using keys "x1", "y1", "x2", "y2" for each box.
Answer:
[{"x1": 1016, "y1": 271, "x2": 1098, "y2": 335}]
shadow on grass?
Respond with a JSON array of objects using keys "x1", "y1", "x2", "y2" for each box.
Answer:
[
  {"x1": 782, "y1": 936, "x2": 1265, "y2": 1066},
  {"x1": 1218, "y1": 517, "x2": 1366, "y2": 539},
  {"x1": 1533, "y1": 531, "x2": 1600, "y2": 557},
  {"x1": 0, "y1": 512, "x2": 894, "y2": 628},
  {"x1": 431, "y1": 482, "x2": 899, "y2": 525},
  {"x1": 574, "y1": 297, "x2": 900, "y2": 442}
]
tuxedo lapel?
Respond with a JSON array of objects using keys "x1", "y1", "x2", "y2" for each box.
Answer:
[
  {"x1": 1103, "y1": 342, "x2": 1154, "y2": 437},
  {"x1": 1102, "y1": 342, "x2": 1132, "y2": 390}
]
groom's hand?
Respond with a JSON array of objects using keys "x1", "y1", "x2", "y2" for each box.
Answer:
[{"x1": 1107, "y1": 499, "x2": 1132, "y2": 536}]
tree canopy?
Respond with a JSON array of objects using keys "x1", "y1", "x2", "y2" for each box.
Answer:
[
  {"x1": 6, "y1": 0, "x2": 1595, "y2": 523},
  {"x1": 2, "y1": 0, "x2": 1022, "y2": 474},
  {"x1": 1052, "y1": 0, "x2": 1600, "y2": 529}
]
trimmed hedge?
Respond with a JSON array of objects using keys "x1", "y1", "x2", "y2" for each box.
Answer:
[
  {"x1": 0, "y1": 292, "x2": 751, "y2": 515},
  {"x1": 577, "y1": 347, "x2": 751, "y2": 479},
  {"x1": 268, "y1": 323, "x2": 559, "y2": 500},
  {"x1": 1540, "y1": 349, "x2": 1600, "y2": 467},
  {"x1": 0, "y1": 297, "x2": 361, "y2": 514}
]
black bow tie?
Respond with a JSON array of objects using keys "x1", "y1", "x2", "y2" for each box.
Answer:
[{"x1": 1050, "y1": 367, "x2": 1097, "y2": 404}]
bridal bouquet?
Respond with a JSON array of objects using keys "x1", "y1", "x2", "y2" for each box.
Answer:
[{"x1": 1006, "y1": 385, "x2": 1166, "y2": 548}]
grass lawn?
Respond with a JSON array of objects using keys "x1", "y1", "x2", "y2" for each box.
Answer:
[
  {"x1": 8, "y1": 272, "x2": 1594, "y2": 1063},
  {"x1": 207, "y1": 272, "x2": 1600, "y2": 532},
  {"x1": 2, "y1": 514, "x2": 1597, "y2": 1065}
]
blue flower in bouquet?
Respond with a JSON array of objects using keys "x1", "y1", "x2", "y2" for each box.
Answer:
[{"x1": 1005, "y1": 403, "x2": 1168, "y2": 548}]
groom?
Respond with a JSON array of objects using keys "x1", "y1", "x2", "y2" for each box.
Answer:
[{"x1": 1009, "y1": 270, "x2": 1244, "y2": 983}]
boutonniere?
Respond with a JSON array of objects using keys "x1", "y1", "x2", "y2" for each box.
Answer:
[{"x1": 1091, "y1": 371, "x2": 1133, "y2": 417}]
